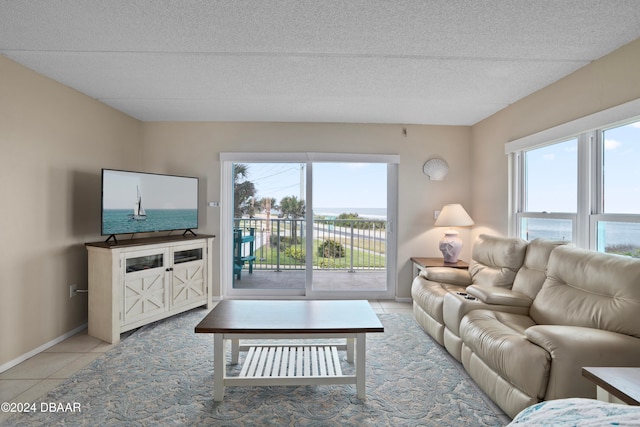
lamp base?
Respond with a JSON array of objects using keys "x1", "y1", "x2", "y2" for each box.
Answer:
[{"x1": 439, "y1": 230, "x2": 463, "y2": 263}]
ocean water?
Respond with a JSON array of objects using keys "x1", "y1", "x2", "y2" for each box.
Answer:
[
  {"x1": 522, "y1": 217, "x2": 640, "y2": 249},
  {"x1": 103, "y1": 209, "x2": 197, "y2": 235},
  {"x1": 314, "y1": 207, "x2": 387, "y2": 220},
  {"x1": 521, "y1": 218, "x2": 573, "y2": 241}
]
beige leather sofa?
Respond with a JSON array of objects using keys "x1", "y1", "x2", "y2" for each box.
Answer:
[
  {"x1": 412, "y1": 235, "x2": 640, "y2": 418},
  {"x1": 412, "y1": 234, "x2": 529, "y2": 348},
  {"x1": 443, "y1": 238, "x2": 566, "y2": 361}
]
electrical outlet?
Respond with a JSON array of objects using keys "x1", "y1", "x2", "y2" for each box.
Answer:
[
  {"x1": 69, "y1": 284, "x2": 77, "y2": 298},
  {"x1": 434, "y1": 210, "x2": 441, "y2": 220}
]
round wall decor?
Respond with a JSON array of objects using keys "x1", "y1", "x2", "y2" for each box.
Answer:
[{"x1": 422, "y1": 158, "x2": 449, "y2": 181}]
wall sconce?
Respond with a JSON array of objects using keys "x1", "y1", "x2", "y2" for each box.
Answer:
[
  {"x1": 434, "y1": 203, "x2": 474, "y2": 263},
  {"x1": 423, "y1": 158, "x2": 449, "y2": 181}
]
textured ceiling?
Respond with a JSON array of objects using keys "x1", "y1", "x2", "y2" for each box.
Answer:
[{"x1": 2, "y1": 1, "x2": 640, "y2": 125}]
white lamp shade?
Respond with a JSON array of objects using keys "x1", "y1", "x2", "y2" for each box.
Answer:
[
  {"x1": 434, "y1": 204, "x2": 474, "y2": 263},
  {"x1": 434, "y1": 204, "x2": 474, "y2": 227}
]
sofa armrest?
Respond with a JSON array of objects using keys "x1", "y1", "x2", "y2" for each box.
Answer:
[
  {"x1": 466, "y1": 285, "x2": 532, "y2": 307},
  {"x1": 420, "y1": 267, "x2": 472, "y2": 286},
  {"x1": 526, "y1": 325, "x2": 640, "y2": 362},
  {"x1": 525, "y1": 325, "x2": 640, "y2": 400}
]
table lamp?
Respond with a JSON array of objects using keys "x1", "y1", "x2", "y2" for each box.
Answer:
[{"x1": 434, "y1": 203, "x2": 474, "y2": 263}]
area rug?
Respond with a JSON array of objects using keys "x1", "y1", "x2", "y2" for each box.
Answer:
[{"x1": 6, "y1": 309, "x2": 510, "y2": 426}]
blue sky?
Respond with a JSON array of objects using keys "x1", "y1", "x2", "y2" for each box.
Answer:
[
  {"x1": 103, "y1": 170, "x2": 198, "y2": 209},
  {"x1": 602, "y1": 121, "x2": 640, "y2": 213},
  {"x1": 239, "y1": 162, "x2": 387, "y2": 210},
  {"x1": 526, "y1": 120, "x2": 640, "y2": 214}
]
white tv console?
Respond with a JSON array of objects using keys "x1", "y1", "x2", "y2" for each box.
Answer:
[{"x1": 85, "y1": 234, "x2": 215, "y2": 344}]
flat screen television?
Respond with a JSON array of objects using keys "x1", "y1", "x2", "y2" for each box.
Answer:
[{"x1": 101, "y1": 169, "x2": 199, "y2": 241}]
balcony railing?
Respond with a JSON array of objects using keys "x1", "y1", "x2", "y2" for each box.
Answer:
[{"x1": 234, "y1": 217, "x2": 387, "y2": 273}]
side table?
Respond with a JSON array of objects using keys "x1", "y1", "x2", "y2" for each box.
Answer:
[
  {"x1": 411, "y1": 257, "x2": 469, "y2": 277},
  {"x1": 582, "y1": 367, "x2": 640, "y2": 405}
]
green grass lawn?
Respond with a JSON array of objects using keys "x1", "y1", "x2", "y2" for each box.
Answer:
[{"x1": 255, "y1": 239, "x2": 385, "y2": 269}]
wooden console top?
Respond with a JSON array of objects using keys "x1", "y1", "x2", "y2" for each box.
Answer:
[{"x1": 86, "y1": 234, "x2": 215, "y2": 249}]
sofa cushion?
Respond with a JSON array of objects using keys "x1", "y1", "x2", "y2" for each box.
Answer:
[
  {"x1": 466, "y1": 286, "x2": 532, "y2": 307},
  {"x1": 411, "y1": 276, "x2": 466, "y2": 324},
  {"x1": 530, "y1": 246, "x2": 640, "y2": 338},
  {"x1": 459, "y1": 309, "x2": 550, "y2": 399},
  {"x1": 443, "y1": 290, "x2": 530, "y2": 336},
  {"x1": 511, "y1": 239, "x2": 568, "y2": 299},
  {"x1": 468, "y1": 234, "x2": 528, "y2": 288}
]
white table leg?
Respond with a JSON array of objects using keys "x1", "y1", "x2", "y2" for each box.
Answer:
[
  {"x1": 356, "y1": 333, "x2": 366, "y2": 399},
  {"x1": 231, "y1": 339, "x2": 240, "y2": 364},
  {"x1": 346, "y1": 337, "x2": 355, "y2": 363},
  {"x1": 214, "y1": 333, "x2": 225, "y2": 401}
]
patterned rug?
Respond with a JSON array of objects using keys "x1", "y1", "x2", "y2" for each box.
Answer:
[{"x1": 6, "y1": 309, "x2": 510, "y2": 426}]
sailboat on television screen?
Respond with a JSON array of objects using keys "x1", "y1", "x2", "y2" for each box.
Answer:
[{"x1": 128, "y1": 186, "x2": 147, "y2": 221}]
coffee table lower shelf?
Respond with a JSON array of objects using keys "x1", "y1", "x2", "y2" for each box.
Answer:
[
  {"x1": 214, "y1": 333, "x2": 364, "y2": 401},
  {"x1": 238, "y1": 344, "x2": 346, "y2": 381}
]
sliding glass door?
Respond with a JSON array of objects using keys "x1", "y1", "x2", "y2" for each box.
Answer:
[
  {"x1": 231, "y1": 162, "x2": 307, "y2": 293},
  {"x1": 310, "y1": 162, "x2": 389, "y2": 293},
  {"x1": 221, "y1": 153, "x2": 397, "y2": 299}
]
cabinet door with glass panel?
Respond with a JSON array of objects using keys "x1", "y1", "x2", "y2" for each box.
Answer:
[
  {"x1": 171, "y1": 242, "x2": 207, "y2": 309},
  {"x1": 121, "y1": 247, "x2": 170, "y2": 327}
]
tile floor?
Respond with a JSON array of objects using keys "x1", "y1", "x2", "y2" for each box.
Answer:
[{"x1": 0, "y1": 300, "x2": 411, "y2": 423}]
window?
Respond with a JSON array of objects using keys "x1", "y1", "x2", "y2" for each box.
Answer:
[
  {"x1": 602, "y1": 122, "x2": 640, "y2": 214},
  {"x1": 508, "y1": 104, "x2": 640, "y2": 258},
  {"x1": 594, "y1": 121, "x2": 640, "y2": 257},
  {"x1": 524, "y1": 139, "x2": 577, "y2": 213},
  {"x1": 516, "y1": 138, "x2": 577, "y2": 243}
]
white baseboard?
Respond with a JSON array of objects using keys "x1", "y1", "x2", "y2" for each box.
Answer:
[
  {"x1": 0, "y1": 322, "x2": 88, "y2": 374},
  {"x1": 395, "y1": 297, "x2": 412, "y2": 303}
]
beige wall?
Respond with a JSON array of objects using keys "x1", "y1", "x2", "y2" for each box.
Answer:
[
  {"x1": 471, "y1": 38, "x2": 640, "y2": 238},
  {"x1": 0, "y1": 56, "x2": 141, "y2": 367},
  {"x1": 140, "y1": 122, "x2": 473, "y2": 300}
]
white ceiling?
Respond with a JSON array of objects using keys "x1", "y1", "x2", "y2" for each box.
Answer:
[{"x1": 2, "y1": 1, "x2": 640, "y2": 125}]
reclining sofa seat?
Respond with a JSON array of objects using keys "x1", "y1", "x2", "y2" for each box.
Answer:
[
  {"x1": 442, "y1": 238, "x2": 568, "y2": 361},
  {"x1": 459, "y1": 246, "x2": 640, "y2": 418},
  {"x1": 411, "y1": 234, "x2": 528, "y2": 346}
]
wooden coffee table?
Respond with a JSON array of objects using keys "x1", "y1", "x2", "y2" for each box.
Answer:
[{"x1": 195, "y1": 300, "x2": 384, "y2": 401}]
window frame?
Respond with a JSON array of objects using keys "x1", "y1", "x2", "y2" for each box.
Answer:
[
  {"x1": 506, "y1": 98, "x2": 640, "y2": 252},
  {"x1": 512, "y1": 139, "x2": 581, "y2": 244}
]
